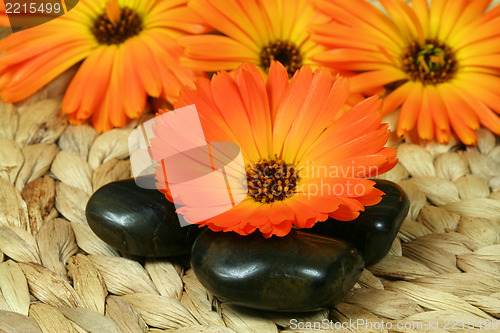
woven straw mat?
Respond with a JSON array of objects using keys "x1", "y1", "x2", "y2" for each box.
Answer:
[{"x1": 1, "y1": 29, "x2": 500, "y2": 333}]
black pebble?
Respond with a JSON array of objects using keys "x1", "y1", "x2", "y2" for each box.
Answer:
[
  {"x1": 191, "y1": 229, "x2": 364, "y2": 312},
  {"x1": 85, "y1": 177, "x2": 200, "y2": 257},
  {"x1": 303, "y1": 179, "x2": 409, "y2": 265}
]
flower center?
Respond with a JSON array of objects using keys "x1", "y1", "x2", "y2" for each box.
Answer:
[
  {"x1": 260, "y1": 40, "x2": 303, "y2": 77},
  {"x1": 246, "y1": 156, "x2": 299, "y2": 204},
  {"x1": 92, "y1": 0, "x2": 142, "y2": 45},
  {"x1": 402, "y1": 39, "x2": 457, "y2": 85}
]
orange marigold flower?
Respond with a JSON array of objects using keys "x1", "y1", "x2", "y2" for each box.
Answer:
[
  {"x1": 179, "y1": 0, "x2": 331, "y2": 77},
  {"x1": 311, "y1": 0, "x2": 500, "y2": 145},
  {"x1": 153, "y1": 62, "x2": 397, "y2": 238},
  {"x1": 0, "y1": 0, "x2": 208, "y2": 132}
]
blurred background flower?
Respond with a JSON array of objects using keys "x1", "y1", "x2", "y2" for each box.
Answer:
[
  {"x1": 312, "y1": 0, "x2": 500, "y2": 145},
  {"x1": 179, "y1": 0, "x2": 331, "y2": 77},
  {"x1": 0, "y1": 0, "x2": 208, "y2": 132}
]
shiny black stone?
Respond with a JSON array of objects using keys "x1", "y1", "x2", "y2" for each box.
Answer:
[
  {"x1": 85, "y1": 177, "x2": 200, "y2": 257},
  {"x1": 304, "y1": 179, "x2": 409, "y2": 265},
  {"x1": 191, "y1": 229, "x2": 364, "y2": 312}
]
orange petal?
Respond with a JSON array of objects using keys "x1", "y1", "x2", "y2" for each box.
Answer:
[
  {"x1": 1, "y1": 41, "x2": 91, "y2": 102},
  {"x1": 267, "y1": 61, "x2": 289, "y2": 123},
  {"x1": 269, "y1": 201, "x2": 295, "y2": 225},
  {"x1": 428, "y1": 0, "x2": 448, "y2": 38},
  {"x1": 107, "y1": 45, "x2": 128, "y2": 128},
  {"x1": 426, "y1": 84, "x2": 449, "y2": 131},
  {"x1": 121, "y1": 39, "x2": 146, "y2": 118},
  {"x1": 302, "y1": 96, "x2": 385, "y2": 163},
  {"x1": 451, "y1": 85, "x2": 500, "y2": 135},
  {"x1": 271, "y1": 65, "x2": 314, "y2": 155},
  {"x1": 348, "y1": 68, "x2": 407, "y2": 94},
  {"x1": 411, "y1": 0, "x2": 430, "y2": 36},
  {"x1": 288, "y1": 198, "x2": 328, "y2": 229},
  {"x1": 439, "y1": 83, "x2": 480, "y2": 130},
  {"x1": 316, "y1": 0, "x2": 403, "y2": 48},
  {"x1": 105, "y1": 0, "x2": 120, "y2": 25},
  {"x1": 237, "y1": 64, "x2": 273, "y2": 158},
  {"x1": 454, "y1": 78, "x2": 500, "y2": 116},
  {"x1": 188, "y1": 0, "x2": 260, "y2": 50},
  {"x1": 180, "y1": 34, "x2": 256, "y2": 63},
  {"x1": 447, "y1": 107, "x2": 478, "y2": 145},
  {"x1": 379, "y1": 0, "x2": 424, "y2": 43},
  {"x1": 283, "y1": 70, "x2": 342, "y2": 163},
  {"x1": 417, "y1": 87, "x2": 433, "y2": 141},
  {"x1": 309, "y1": 125, "x2": 391, "y2": 166},
  {"x1": 62, "y1": 46, "x2": 113, "y2": 122},
  {"x1": 436, "y1": 0, "x2": 467, "y2": 41},
  {"x1": 328, "y1": 202, "x2": 361, "y2": 221},
  {"x1": 210, "y1": 70, "x2": 261, "y2": 160},
  {"x1": 382, "y1": 81, "x2": 413, "y2": 115},
  {"x1": 397, "y1": 81, "x2": 423, "y2": 137},
  {"x1": 264, "y1": 220, "x2": 293, "y2": 237},
  {"x1": 127, "y1": 37, "x2": 162, "y2": 97}
]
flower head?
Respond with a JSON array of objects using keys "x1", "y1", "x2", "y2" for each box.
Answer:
[
  {"x1": 312, "y1": 0, "x2": 500, "y2": 144},
  {"x1": 0, "y1": 0, "x2": 207, "y2": 132},
  {"x1": 152, "y1": 62, "x2": 397, "y2": 237},
  {"x1": 179, "y1": 0, "x2": 330, "y2": 77}
]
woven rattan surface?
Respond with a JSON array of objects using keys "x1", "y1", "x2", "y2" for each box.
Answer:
[{"x1": 0, "y1": 76, "x2": 499, "y2": 333}]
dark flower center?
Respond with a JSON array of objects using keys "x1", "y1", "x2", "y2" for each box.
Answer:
[
  {"x1": 402, "y1": 39, "x2": 457, "y2": 85},
  {"x1": 260, "y1": 40, "x2": 303, "y2": 77},
  {"x1": 246, "y1": 156, "x2": 299, "y2": 204},
  {"x1": 92, "y1": 7, "x2": 142, "y2": 45}
]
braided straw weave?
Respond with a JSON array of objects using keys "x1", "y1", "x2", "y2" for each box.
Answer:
[
  {"x1": 1, "y1": 80, "x2": 499, "y2": 333},
  {"x1": 1, "y1": 14, "x2": 500, "y2": 333}
]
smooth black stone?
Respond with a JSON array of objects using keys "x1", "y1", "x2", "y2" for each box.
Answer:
[
  {"x1": 304, "y1": 179, "x2": 409, "y2": 265},
  {"x1": 191, "y1": 229, "x2": 364, "y2": 312},
  {"x1": 86, "y1": 177, "x2": 201, "y2": 257}
]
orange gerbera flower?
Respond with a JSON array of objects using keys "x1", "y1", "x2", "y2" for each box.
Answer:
[
  {"x1": 0, "y1": 0, "x2": 207, "y2": 132},
  {"x1": 152, "y1": 62, "x2": 397, "y2": 237},
  {"x1": 312, "y1": 0, "x2": 500, "y2": 144},
  {"x1": 179, "y1": 0, "x2": 329, "y2": 77}
]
